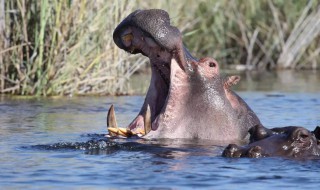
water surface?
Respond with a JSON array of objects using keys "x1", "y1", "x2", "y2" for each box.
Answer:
[{"x1": 0, "y1": 70, "x2": 320, "y2": 189}]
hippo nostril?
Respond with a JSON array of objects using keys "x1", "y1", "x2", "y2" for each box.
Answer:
[
  {"x1": 222, "y1": 144, "x2": 241, "y2": 158},
  {"x1": 227, "y1": 144, "x2": 239, "y2": 151},
  {"x1": 209, "y1": 62, "x2": 216, "y2": 67},
  {"x1": 121, "y1": 33, "x2": 134, "y2": 47},
  {"x1": 247, "y1": 146, "x2": 262, "y2": 158}
]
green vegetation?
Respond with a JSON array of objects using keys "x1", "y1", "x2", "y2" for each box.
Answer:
[
  {"x1": 184, "y1": 0, "x2": 320, "y2": 70},
  {"x1": 0, "y1": 0, "x2": 319, "y2": 96}
]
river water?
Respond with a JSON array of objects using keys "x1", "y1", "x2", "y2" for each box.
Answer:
[{"x1": 0, "y1": 70, "x2": 320, "y2": 189}]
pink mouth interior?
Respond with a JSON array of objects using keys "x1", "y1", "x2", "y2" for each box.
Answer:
[{"x1": 120, "y1": 27, "x2": 188, "y2": 132}]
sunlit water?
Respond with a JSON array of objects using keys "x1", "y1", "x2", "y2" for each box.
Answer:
[{"x1": 1, "y1": 71, "x2": 320, "y2": 189}]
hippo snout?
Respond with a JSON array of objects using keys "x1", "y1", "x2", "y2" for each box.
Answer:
[
  {"x1": 222, "y1": 144, "x2": 242, "y2": 158},
  {"x1": 246, "y1": 146, "x2": 263, "y2": 158},
  {"x1": 113, "y1": 9, "x2": 182, "y2": 54}
]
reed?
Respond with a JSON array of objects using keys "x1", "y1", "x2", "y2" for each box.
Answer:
[
  {"x1": 0, "y1": 0, "x2": 148, "y2": 96},
  {"x1": 0, "y1": 0, "x2": 319, "y2": 96},
  {"x1": 182, "y1": 0, "x2": 320, "y2": 70}
]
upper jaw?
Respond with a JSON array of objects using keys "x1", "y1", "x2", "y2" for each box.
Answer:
[
  {"x1": 114, "y1": 24, "x2": 195, "y2": 74},
  {"x1": 113, "y1": 9, "x2": 196, "y2": 71},
  {"x1": 113, "y1": 9, "x2": 182, "y2": 51}
]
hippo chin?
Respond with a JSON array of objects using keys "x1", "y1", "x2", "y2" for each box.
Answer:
[
  {"x1": 112, "y1": 9, "x2": 262, "y2": 141},
  {"x1": 223, "y1": 125, "x2": 320, "y2": 158}
]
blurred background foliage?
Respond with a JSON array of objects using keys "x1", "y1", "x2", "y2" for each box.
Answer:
[{"x1": 0, "y1": 0, "x2": 319, "y2": 96}]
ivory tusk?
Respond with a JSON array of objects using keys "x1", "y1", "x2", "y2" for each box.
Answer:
[{"x1": 143, "y1": 104, "x2": 152, "y2": 135}]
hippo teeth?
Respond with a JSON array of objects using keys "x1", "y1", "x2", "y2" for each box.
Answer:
[
  {"x1": 108, "y1": 127, "x2": 134, "y2": 137},
  {"x1": 143, "y1": 104, "x2": 152, "y2": 135},
  {"x1": 106, "y1": 104, "x2": 152, "y2": 137},
  {"x1": 107, "y1": 104, "x2": 133, "y2": 137},
  {"x1": 107, "y1": 104, "x2": 118, "y2": 137}
]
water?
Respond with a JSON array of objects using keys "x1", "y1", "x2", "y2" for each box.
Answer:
[{"x1": 1, "y1": 70, "x2": 320, "y2": 189}]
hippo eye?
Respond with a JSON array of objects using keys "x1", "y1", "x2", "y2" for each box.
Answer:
[{"x1": 209, "y1": 62, "x2": 216, "y2": 68}]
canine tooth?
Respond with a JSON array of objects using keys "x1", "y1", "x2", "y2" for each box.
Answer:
[
  {"x1": 106, "y1": 104, "x2": 141, "y2": 138},
  {"x1": 144, "y1": 104, "x2": 152, "y2": 135},
  {"x1": 107, "y1": 105, "x2": 118, "y2": 128},
  {"x1": 107, "y1": 105, "x2": 118, "y2": 136}
]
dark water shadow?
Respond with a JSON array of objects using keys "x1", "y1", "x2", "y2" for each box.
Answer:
[
  {"x1": 24, "y1": 134, "x2": 225, "y2": 159},
  {"x1": 23, "y1": 134, "x2": 320, "y2": 160}
]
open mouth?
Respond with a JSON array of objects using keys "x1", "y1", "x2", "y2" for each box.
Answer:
[
  {"x1": 110, "y1": 9, "x2": 200, "y2": 137},
  {"x1": 111, "y1": 25, "x2": 195, "y2": 136},
  {"x1": 106, "y1": 57, "x2": 188, "y2": 137}
]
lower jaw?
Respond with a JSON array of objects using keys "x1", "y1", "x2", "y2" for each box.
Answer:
[
  {"x1": 149, "y1": 85, "x2": 189, "y2": 134},
  {"x1": 143, "y1": 58, "x2": 189, "y2": 135}
]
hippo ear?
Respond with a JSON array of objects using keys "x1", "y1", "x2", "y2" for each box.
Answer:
[
  {"x1": 249, "y1": 124, "x2": 272, "y2": 142},
  {"x1": 313, "y1": 126, "x2": 320, "y2": 140},
  {"x1": 224, "y1": 75, "x2": 241, "y2": 89}
]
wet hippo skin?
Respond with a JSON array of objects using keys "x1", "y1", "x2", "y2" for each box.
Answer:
[
  {"x1": 223, "y1": 125, "x2": 320, "y2": 158},
  {"x1": 112, "y1": 9, "x2": 262, "y2": 142}
]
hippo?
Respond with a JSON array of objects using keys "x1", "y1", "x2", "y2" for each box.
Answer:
[
  {"x1": 112, "y1": 9, "x2": 262, "y2": 142},
  {"x1": 222, "y1": 125, "x2": 320, "y2": 158}
]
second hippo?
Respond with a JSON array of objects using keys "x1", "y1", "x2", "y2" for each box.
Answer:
[{"x1": 223, "y1": 125, "x2": 320, "y2": 158}]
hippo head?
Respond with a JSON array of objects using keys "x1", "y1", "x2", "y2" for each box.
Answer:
[
  {"x1": 223, "y1": 126, "x2": 320, "y2": 158},
  {"x1": 112, "y1": 9, "x2": 261, "y2": 141}
]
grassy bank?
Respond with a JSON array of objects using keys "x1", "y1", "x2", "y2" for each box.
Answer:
[{"x1": 0, "y1": 0, "x2": 319, "y2": 96}]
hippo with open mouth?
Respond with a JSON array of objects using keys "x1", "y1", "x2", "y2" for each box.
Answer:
[
  {"x1": 222, "y1": 125, "x2": 320, "y2": 158},
  {"x1": 111, "y1": 9, "x2": 262, "y2": 142}
]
